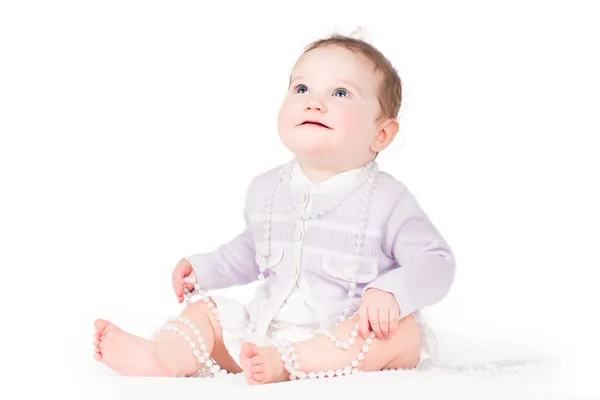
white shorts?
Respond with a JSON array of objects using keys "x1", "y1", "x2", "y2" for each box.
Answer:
[{"x1": 210, "y1": 295, "x2": 434, "y2": 368}]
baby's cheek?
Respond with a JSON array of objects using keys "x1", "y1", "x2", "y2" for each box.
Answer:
[{"x1": 277, "y1": 105, "x2": 293, "y2": 124}]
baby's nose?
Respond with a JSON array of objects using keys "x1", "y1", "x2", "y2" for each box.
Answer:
[{"x1": 304, "y1": 99, "x2": 327, "y2": 112}]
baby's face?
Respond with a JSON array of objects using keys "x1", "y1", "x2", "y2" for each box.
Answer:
[{"x1": 277, "y1": 45, "x2": 382, "y2": 168}]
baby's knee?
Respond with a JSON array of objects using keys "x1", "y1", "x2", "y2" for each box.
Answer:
[
  {"x1": 385, "y1": 315, "x2": 422, "y2": 369},
  {"x1": 180, "y1": 297, "x2": 223, "y2": 337}
]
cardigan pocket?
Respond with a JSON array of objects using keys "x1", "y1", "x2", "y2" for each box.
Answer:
[{"x1": 321, "y1": 254, "x2": 378, "y2": 283}]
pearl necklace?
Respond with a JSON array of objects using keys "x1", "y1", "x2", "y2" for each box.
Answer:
[
  {"x1": 151, "y1": 158, "x2": 540, "y2": 380},
  {"x1": 152, "y1": 277, "x2": 238, "y2": 378},
  {"x1": 155, "y1": 278, "x2": 542, "y2": 380}
]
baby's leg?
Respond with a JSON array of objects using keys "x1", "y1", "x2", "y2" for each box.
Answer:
[
  {"x1": 239, "y1": 314, "x2": 421, "y2": 384},
  {"x1": 93, "y1": 298, "x2": 242, "y2": 377}
]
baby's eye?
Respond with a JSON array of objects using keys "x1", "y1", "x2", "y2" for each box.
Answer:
[
  {"x1": 295, "y1": 84, "x2": 308, "y2": 94},
  {"x1": 333, "y1": 88, "x2": 349, "y2": 97}
]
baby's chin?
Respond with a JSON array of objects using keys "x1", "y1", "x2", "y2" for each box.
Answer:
[
  {"x1": 282, "y1": 136, "x2": 333, "y2": 158},
  {"x1": 281, "y1": 127, "x2": 334, "y2": 149}
]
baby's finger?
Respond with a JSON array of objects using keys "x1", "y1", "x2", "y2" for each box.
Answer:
[
  {"x1": 380, "y1": 308, "x2": 390, "y2": 338},
  {"x1": 369, "y1": 307, "x2": 383, "y2": 339},
  {"x1": 389, "y1": 309, "x2": 398, "y2": 337},
  {"x1": 359, "y1": 305, "x2": 370, "y2": 339},
  {"x1": 173, "y1": 271, "x2": 183, "y2": 287},
  {"x1": 186, "y1": 281, "x2": 195, "y2": 293},
  {"x1": 174, "y1": 282, "x2": 183, "y2": 298}
]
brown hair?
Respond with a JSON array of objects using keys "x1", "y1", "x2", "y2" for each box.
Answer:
[{"x1": 301, "y1": 32, "x2": 402, "y2": 124}]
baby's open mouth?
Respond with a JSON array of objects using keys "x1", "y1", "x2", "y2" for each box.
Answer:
[{"x1": 299, "y1": 120, "x2": 332, "y2": 129}]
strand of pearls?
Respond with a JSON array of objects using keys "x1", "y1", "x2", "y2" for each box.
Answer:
[
  {"x1": 153, "y1": 317, "x2": 225, "y2": 377},
  {"x1": 282, "y1": 159, "x2": 378, "y2": 221},
  {"x1": 319, "y1": 323, "x2": 362, "y2": 350},
  {"x1": 151, "y1": 276, "x2": 241, "y2": 378},
  {"x1": 150, "y1": 158, "x2": 543, "y2": 380},
  {"x1": 274, "y1": 331, "x2": 376, "y2": 380}
]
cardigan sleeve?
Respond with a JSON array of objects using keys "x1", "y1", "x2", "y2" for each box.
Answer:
[
  {"x1": 364, "y1": 188, "x2": 456, "y2": 319},
  {"x1": 182, "y1": 180, "x2": 259, "y2": 290}
]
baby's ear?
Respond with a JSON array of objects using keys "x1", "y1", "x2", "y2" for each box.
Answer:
[{"x1": 371, "y1": 118, "x2": 399, "y2": 153}]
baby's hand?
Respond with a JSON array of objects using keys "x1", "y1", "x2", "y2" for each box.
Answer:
[
  {"x1": 172, "y1": 258, "x2": 198, "y2": 303},
  {"x1": 358, "y1": 288, "x2": 400, "y2": 340}
]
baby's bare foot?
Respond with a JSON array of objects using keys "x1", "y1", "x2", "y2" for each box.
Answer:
[
  {"x1": 239, "y1": 342, "x2": 288, "y2": 385},
  {"x1": 93, "y1": 319, "x2": 174, "y2": 377}
]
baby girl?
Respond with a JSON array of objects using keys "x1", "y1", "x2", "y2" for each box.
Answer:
[{"x1": 93, "y1": 32, "x2": 456, "y2": 384}]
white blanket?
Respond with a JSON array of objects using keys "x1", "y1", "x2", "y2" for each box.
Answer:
[{"x1": 60, "y1": 303, "x2": 587, "y2": 400}]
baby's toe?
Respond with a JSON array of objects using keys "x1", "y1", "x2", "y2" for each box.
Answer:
[
  {"x1": 252, "y1": 371, "x2": 266, "y2": 382},
  {"x1": 252, "y1": 363, "x2": 265, "y2": 373}
]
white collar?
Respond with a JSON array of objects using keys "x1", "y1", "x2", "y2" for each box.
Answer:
[{"x1": 289, "y1": 161, "x2": 364, "y2": 194}]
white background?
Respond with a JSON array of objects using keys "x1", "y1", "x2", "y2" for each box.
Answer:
[{"x1": 1, "y1": 0, "x2": 599, "y2": 398}]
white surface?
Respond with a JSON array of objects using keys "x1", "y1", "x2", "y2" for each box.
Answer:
[
  {"x1": 2, "y1": 1, "x2": 600, "y2": 399},
  {"x1": 63, "y1": 285, "x2": 590, "y2": 398},
  {"x1": 66, "y1": 310, "x2": 573, "y2": 399}
]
